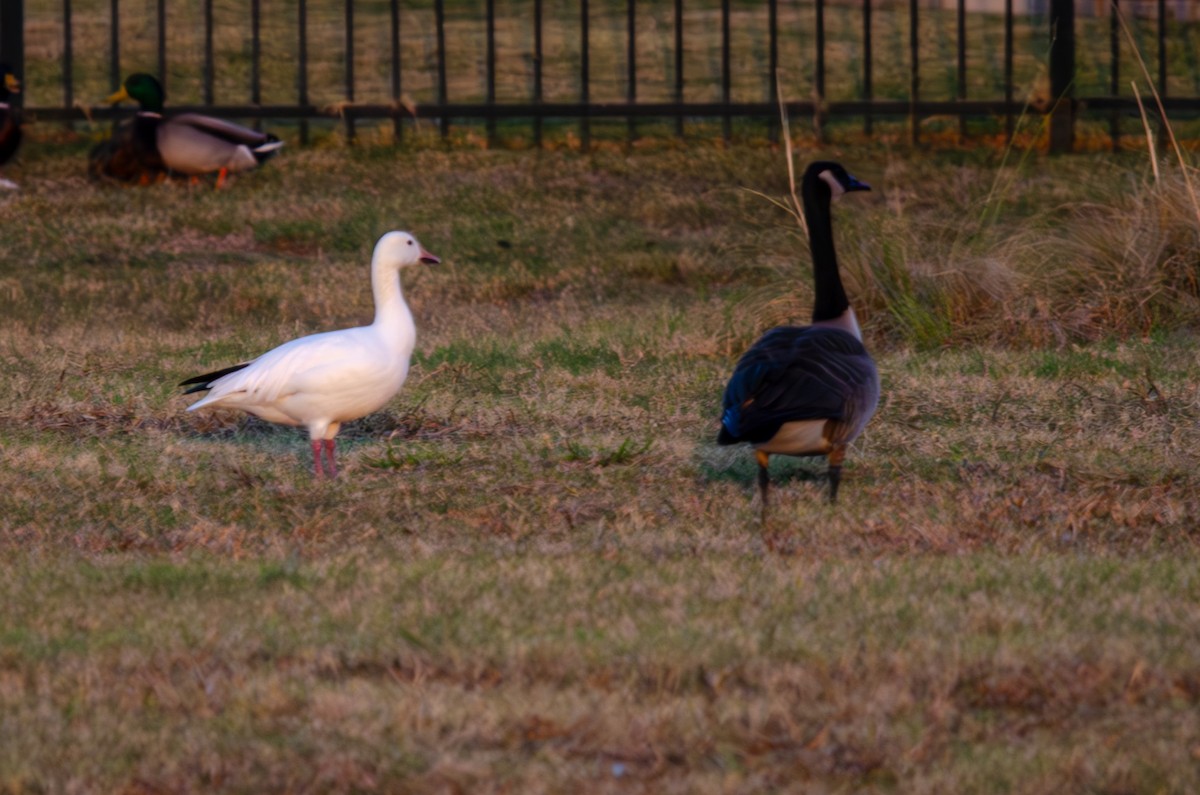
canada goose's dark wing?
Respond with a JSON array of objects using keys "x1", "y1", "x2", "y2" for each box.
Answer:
[
  {"x1": 718, "y1": 326, "x2": 875, "y2": 445},
  {"x1": 179, "y1": 362, "x2": 252, "y2": 395}
]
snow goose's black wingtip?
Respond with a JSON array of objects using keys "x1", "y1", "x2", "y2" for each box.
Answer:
[{"x1": 179, "y1": 362, "x2": 251, "y2": 392}]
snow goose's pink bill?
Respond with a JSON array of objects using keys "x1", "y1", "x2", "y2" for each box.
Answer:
[{"x1": 181, "y1": 231, "x2": 440, "y2": 478}]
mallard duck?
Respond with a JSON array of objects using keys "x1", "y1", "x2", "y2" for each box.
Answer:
[
  {"x1": 102, "y1": 73, "x2": 283, "y2": 187},
  {"x1": 87, "y1": 119, "x2": 169, "y2": 185},
  {"x1": 0, "y1": 64, "x2": 21, "y2": 190},
  {"x1": 718, "y1": 161, "x2": 878, "y2": 519},
  {"x1": 180, "y1": 232, "x2": 441, "y2": 479}
]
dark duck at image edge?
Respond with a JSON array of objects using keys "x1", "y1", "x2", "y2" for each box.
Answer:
[
  {"x1": 92, "y1": 73, "x2": 283, "y2": 187},
  {"x1": 0, "y1": 64, "x2": 22, "y2": 190},
  {"x1": 717, "y1": 161, "x2": 879, "y2": 521}
]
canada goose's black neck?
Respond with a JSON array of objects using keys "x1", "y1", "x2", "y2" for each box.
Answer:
[{"x1": 802, "y1": 171, "x2": 849, "y2": 325}]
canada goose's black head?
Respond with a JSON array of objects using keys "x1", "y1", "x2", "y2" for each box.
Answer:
[{"x1": 803, "y1": 161, "x2": 871, "y2": 201}]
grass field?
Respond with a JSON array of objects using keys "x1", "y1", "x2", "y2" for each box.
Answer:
[{"x1": 2, "y1": 130, "x2": 1200, "y2": 792}]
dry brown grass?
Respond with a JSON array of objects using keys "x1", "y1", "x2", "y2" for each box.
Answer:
[{"x1": 1, "y1": 140, "x2": 1199, "y2": 791}]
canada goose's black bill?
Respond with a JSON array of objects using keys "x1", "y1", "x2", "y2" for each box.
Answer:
[
  {"x1": 817, "y1": 168, "x2": 870, "y2": 200},
  {"x1": 845, "y1": 176, "x2": 870, "y2": 193}
]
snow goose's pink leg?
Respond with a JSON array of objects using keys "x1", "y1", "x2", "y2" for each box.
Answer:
[
  {"x1": 311, "y1": 440, "x2": 326, "y2": 478},
  {"x1": 323, "y1": 439, "x2": 338, "y2": 479}
]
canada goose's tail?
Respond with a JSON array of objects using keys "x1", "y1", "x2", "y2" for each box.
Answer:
[{"x1": 717, "y1": 408, "x2": 741, "y2": 445}]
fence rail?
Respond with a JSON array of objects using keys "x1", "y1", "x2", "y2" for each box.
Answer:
[{"x1": 3, "y1": 0, "x2": 1199, "y2": 152}]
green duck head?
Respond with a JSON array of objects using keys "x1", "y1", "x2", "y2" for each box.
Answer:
[{"x1": 106, "y1": 73, "x2": 165, "y2": 113}]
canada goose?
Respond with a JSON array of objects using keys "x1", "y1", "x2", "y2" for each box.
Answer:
[
  {"x1": 102, "y1": 73, "x2": 283, "y2": 187},
  {"x1": 0, "y1": 64, "x2": 21, "y2": 189},
  {"x1": 717, "y1": 161, "x2": 878, "y2": 518},
  {"x1": 180, "y1": 232, "x2": 441, "y2": 478}
]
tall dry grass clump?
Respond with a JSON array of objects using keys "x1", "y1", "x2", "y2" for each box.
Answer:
[
  {"x1": 1013, "y1": 170, "x2": 1200, "y2": 343},
  {"x1": 846, "y1": 211, "x2": 1020, "y2": 349},
  {"x1": 745, "y1": 149, "x2": 1200, "y2": 350}
]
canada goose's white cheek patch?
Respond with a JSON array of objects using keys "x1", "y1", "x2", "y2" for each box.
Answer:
[{"x1": 819, "y1": 169, "x2": 846, "y2": 199}]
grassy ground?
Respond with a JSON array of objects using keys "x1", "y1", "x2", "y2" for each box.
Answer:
[{"x1": 1, "y1": 133, "x2": 1200, "y2": 792}]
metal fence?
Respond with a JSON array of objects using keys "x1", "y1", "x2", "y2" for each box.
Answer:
[{"x1": 2, "y1": 0, "x2": 1199, "y2": 151}]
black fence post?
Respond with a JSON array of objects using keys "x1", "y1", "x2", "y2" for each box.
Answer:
[
  {"x1": 0, "y1": 0, "x2": 23, "y2": 106},
  {"x1": 1109, "y1": 0, "x2": 1119, "y2": 150},
  {"x1": 203, "y1": 0, "x2": 213, "y2": 104},
  {"x1": 673, "y1": 0, "x2": 682, "y2": 139},
  {"x1": 251, "y1": 0, "x2": 260, "y2": 107},
  {"x1": 768, "y1": 0, "x2": 777, "y2": 143},
  {"x1": 909, "y1": 0, "x2": 918, "y2": 145},
  {"x1": 863, "y1": 0, "x2": 872, "y2": 136},
  {"x1": 956, "y1": 0, "x2": 966, "y2": 141},
  {"x1": 487, "y1": 0, "x2": 496, "y2": 147},
  {"x1": 626, "y1": 0, "x2": 636, "y2": 145},
  {"x1": 533, "y1": 0, "x2": 543, "y2": 148},
  {"x1": 344, "y1": 0, "x2": 355, "y2": 142},
  {"x1": 156, "y1": 0, "x2": 165, "y2": 90},
  {"x1": 1156, "y1": 0, "x2": 1167, "y2": 151},
  {"x1": 1048, "y1": 0, "x2": 1075, "y2": 153},
  {"x1": 435, "y1": 0, "x2": 447, "y2": 140},
  {"x1": 390, "y1": 0, "x2": 401, "y2": 144},
  {"x1": 1004, "y1": 0, "x2": 1013, "y2": 142},
  {"x1": 1156, "y1": 0, "x2": 1166, "y2": 96},
  {"x1": 109, "y1": 0, "x2": 119, "y2": 90},
  {"x1": 580, "y1": 0, "x2": 590, "y2": 151},
  {"x1": 720, "y1": 0, "x2": 730, "y2": 144},
  {"x1": 298, "y1": 0, "x2": 309, "y2": 144},
  {"x1": 815, "y1": 0, "x2": 825, "y2": 141},
  {"x1": 63, "y1": 0, "x2": 72, "y2": 112}
]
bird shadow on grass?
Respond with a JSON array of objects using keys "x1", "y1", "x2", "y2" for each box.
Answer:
[
  {"x1": 184, "y1": 414, "x2": 289, "y2": 441},
  {"x1": 182, "y1": 404, "x2": 458, "y2": 444},
  {"x1": 695, "y1": 445, "x2": 828, "y2": 488}
]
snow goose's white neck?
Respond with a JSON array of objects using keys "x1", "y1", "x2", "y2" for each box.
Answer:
[{"x1": 369, "y1": 231, "x2": 440, "y2": 335}]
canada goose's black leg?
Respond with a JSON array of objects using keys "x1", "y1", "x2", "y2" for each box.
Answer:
[
  {"x1": 756, "y1": 450, "x2": 771, "y2": 523},
  {"x1": 827, "y1": 446, "x2": 846, "y2": 503},
  {"x1": 827, "y1": 466, "x2": 842, "y2": 503}
]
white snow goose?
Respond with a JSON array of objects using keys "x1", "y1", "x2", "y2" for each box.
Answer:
[{"x1": 180, "y1": 231, "x2": 440, "y2": 478}]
